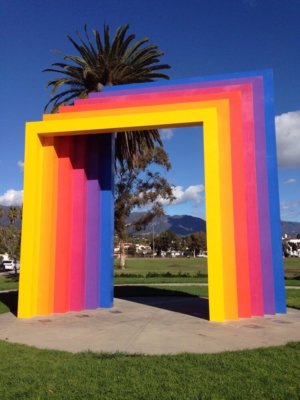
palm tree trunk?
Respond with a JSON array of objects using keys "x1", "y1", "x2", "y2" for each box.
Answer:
[{"x1": 120, "y1": 240, "x2": 126, "y2": 270}]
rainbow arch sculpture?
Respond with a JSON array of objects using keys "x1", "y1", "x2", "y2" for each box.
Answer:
[{"x1": 18, "y1": 70, "x2": 286, "y2": 321}]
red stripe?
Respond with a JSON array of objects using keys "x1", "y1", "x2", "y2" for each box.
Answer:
[{"x1": 53, "y1": 137, "x2": 73, "y2": 313}]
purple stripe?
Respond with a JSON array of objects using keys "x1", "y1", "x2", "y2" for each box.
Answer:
[
  {"x1": 252, "y1": 79, "x2": 275, "y2": 314},
  {"x1": 88, "y1": 76, "x2": 262, "y2": 98},
  {"x1": 86, "y1": 74, "x2": 276, "y2": 316},
  {"x1": 85, "y1": 136, "x2": 100, "y2": 309}
]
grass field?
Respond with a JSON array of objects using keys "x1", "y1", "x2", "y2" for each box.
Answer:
[
  {"x1": 114, "y1": 257, "x2": 208, "y2": 275},
  {"x1": 114, "y1": 256, "x2": 300, "y2": 276},
  {"x1": 0, "y1": 274, "x2": 19, "y2": 291},
  {"x1": 0, "y1": 257, "x2": 299, "y2": 291},
  {"x1": 285, "y1": 289, "x2": 300, "y2": 309},
  {"x1": 0, "y1": 340, "x2": 299, "y2": 400},
  {"x1": 283, "y1": 257, "x2": 300, "y2": 278}
]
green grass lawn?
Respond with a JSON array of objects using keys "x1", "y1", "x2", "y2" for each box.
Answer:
[
  {"x1": 1, "y1": 257, "x2": 300, "y2": 291},
  {"x1": 115, "y1": 257, "x2": 300, "y2": 280},
  {"x1": 0, "y1": 274, "x2": 19, "y2": 291},
  {"x1": 283, "y1": 257, "x2": 300, "y2": 278},
  {"x1": 285, "y1": 289, "x2": 300, "y2": 309},
  {"x1": 285, "y1": 279, "x2": 300, "y2": 286},
  {"x1": 114, "y1": 257, "x2": 208, "y2": 275},
  {"x1": 0, "y1": 340, "x2": 299, "y2": 400},
  {"x1": 114, "y1": 275, "x2": 208, "y2": 284}
]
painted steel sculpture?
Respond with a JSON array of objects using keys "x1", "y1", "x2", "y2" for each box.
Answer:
[{"x1": 18, "y1": 70, "x2": 286, "y2": 321}]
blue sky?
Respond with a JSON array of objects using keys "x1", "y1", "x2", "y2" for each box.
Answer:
[{"x1": 0, "y1": 0, "x2": 299, "y2": 221}]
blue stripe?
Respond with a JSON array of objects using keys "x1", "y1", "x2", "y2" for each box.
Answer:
[
  {"x1": 98, "y1": 134, "x2": 115, "y2": 308},
  {"x1": 100, "y1": 69, "x2": 273, "y2": 92},
  {"x1": 263, "y1": 70, "x2": 286, "y2": 313}
]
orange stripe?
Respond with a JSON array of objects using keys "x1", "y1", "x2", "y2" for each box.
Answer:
[
  {"x1": 43, "y1": 91, "x2": 248, "y2": 121},
  {"x1": 218, "y1": 101, "x2": 238, "y2": 320},
  {"x1": 53, "y1": 137, "x2": 73, "y2": 313},
  {"x1": 36, "y1": 137, "x2": 58, "y2": 315}
]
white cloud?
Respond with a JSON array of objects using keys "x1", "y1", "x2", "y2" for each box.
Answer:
[
  {"x1": 280, "y1": 200, "x2": 300, "y2": 220},
  {"x1": 159, "y1": 184, "x2": 205, "y2": 206},
  {"x1": 0, "y1": 189, "x2": 23, "y2": 206},
  {"x1": 160, "y1": 128, "x2": 174, "y2": 140},
  {"x1": 17, "y1": 160, "x2": 24, "y2": 171},
  {"x1": 284, "y1": 178, "x2": 297, "y2": 184},
  {"x1": 276, "y1": 110, "x2": 300, "y2": 168}
]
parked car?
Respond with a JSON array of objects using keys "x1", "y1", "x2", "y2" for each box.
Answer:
[
  {"x1": 2, "y1": 260, "x2": 20, "y2": 272},
  {"x1": 2, "y1": 260, "x2": 14, "y2": 271}
]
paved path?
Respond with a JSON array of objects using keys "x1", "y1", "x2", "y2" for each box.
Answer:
[
  {"x1": 114, "y1": 282, "x2": 300, "y2": 289},
  {"x1": 1, "y1": 283, "x2": 300, "y2": 295},
  {"x1": 0, "y1": 297, "x2": 299, "y2": 354}
]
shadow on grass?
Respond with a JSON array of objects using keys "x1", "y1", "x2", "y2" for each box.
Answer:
[
  {"x1": 0, "y1": 286, "x2": 209, "y2": 320},
  {"x1": 0, "y1": 290, "x2": 18, "y2": 316},
  {"x1": 4, "y1": 273, "x2": 19, "y2": 282},
  {"x1": 114, "y1": 286, "x2": 209, "y2": 320},
  {"x1": 285, "y1": 275, "x2": 300, "y2": 281}
]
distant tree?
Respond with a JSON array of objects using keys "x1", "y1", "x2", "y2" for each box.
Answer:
[
  {"x1": 127, "y1": 245, "x2": 137, "y2": 257},
  {"x1": 289, "y1": 242, "x2": 297, "y2": 252},
  {"x1": 115, "y1": 146, "x2": 174, "y2": 269},
  {"x1": 7, "y1": 207, "x2": 18, "y2": 225},
  {"x1": 153, "y1": 230, "x2": 179, "y2": 256},
  {"x1": 0, "y1": 207, "x2": 3, "y2": 221},
  {"x1": 297, "y1": 233, "x2": 300, "y2": 240},
  {"x1": 198, "y1": 232, "x2": 207, "y2": 252},
  {"x1": 282, "y1": 242, "x2": 290, "y2": 258},
  {"x1": 186, "y1": 232, "x2": 207, "y2": 258},
  {"x1": 0, "y1": 226, "x2": 21, "y2": 260},
  {"x1": 18, "y1": 206, "x2": 23, "y2": 221}
]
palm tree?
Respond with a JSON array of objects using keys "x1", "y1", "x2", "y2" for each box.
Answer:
[
  {"x1": 18, "y1": 206, "x2": 23, "y2": 221},
  {"x1": 7, "y1": 207, "x2": 18, "y2": 225},
  {"x1": 44, "y1": 24, "x2": 171, "y2": 168}
]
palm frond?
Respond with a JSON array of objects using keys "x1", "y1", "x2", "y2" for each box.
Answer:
[
  {"x1": 44, "y1": 88, "x2": 81, "y2": 112},
  {"x1": 93, "y1": 29, "x2": 104, "y2": 54},
  {"x1": 43, "y1": 23, "x2": 171, "y2": 165}
]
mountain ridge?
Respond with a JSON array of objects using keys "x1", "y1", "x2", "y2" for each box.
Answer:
[
  {"x1": 127, "y1": 212, "x2": 300, "y2": 238},
  {"x1": 0, "y1": 207, "x2": 299, "y2": 238},
  {"x1": 126, "y1": 212, "x2": 206, "y2": 236}
]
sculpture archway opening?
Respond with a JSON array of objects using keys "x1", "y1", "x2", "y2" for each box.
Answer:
[{"x1": 18, "y1": 70, "x2": 286, "y2": 321}]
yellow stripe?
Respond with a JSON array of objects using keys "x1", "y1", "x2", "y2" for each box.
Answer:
[
  {"x1": 42, "y1": 100, "x2": 225, "y2": 121},
  {"x1": 29, "y1": 103, "x2": 225, "y2": 137},
  {"x1": 203, "y1": 110, "x2": 225, "y2": 321},
  {"x1": 18, "y1": 127, "x2": 43, "y2": 318},
  {"x1": 218, "y1": 104, "x2": 238, "y2": 320},
  {"x1": 20, "y1": 100, "x2": 234, "y2": 321}
]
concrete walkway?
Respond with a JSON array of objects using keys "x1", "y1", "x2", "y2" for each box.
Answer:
[
  {"x1": 114, "y1": 282, "x2": 300, "y2": 289},
  {"x1": 0, "y1": 297, "x2": 299, "y2": 354},
  {"x1": 1, "y1": 284, "x2": 300, "y2": 293}
]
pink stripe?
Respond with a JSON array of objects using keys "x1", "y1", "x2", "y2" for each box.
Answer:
[
  {"x1": 242, "y1": 90, "x2": 264, "y2": 316},
  {"x1": 61, "y1": 85, "x2": 248, "y2": 113},
  {"x1": 69, "y1": 136, "x2": 87, "y2": 311}
]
